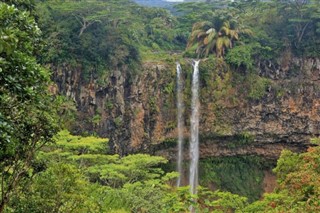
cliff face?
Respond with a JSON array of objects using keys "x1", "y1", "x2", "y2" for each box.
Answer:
[{"x1": 52, "y1": 57, "x2": 320, "y2": 159}]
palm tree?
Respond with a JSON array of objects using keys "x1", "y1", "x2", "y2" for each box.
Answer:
[
  {"x1": 187, "y1": 21, "x2": 215, "y2": 58},
  {"x1": 187, "y1": 18, "x2": 252, "y2": 58}
]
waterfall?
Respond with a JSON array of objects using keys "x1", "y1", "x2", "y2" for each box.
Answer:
[
  {"x1": 176, "y1": 62, "x2": 184, "y2": 187},
  {"x1": 189, "y1": 60, "x2": 200, "y2": 195}
]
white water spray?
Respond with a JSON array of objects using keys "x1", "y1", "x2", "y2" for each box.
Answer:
[
  {"x1": 176, "y1": 63, "x2": 184, "y2": 187},
  {"x1": 189, "y1": 60, "x2": 200, "y2": 195}
]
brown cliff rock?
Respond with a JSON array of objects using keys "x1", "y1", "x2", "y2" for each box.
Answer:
[{"x1": 52, "y1": 57, "x2": 320, "y2": 158}]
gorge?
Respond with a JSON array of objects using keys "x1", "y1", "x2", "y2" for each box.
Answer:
[
  {"x1": 2, "y1": 0, "x2": 320, "y2": 212},
  {"x1": 52, "y1": 54, "x2": 320, "y2": 201}
]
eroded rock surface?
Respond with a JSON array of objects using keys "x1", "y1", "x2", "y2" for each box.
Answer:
[{"x1": 52, "y1": 57, "x2": 320, "y2": 158}]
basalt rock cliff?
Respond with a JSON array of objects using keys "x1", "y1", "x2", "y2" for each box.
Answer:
[{"x1": 52, "y1": 56, "x2": 320, "y2": 159}]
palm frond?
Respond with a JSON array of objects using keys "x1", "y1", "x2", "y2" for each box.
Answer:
[
  {"x1": 204, "y1": 39, "x2": 216, "y2": 57},
  {"x1": 190, "y1": 29, "x2": 203, "y2": 38},
  {"x1": 192, "y1": 21, "x2": 212, "y2": 30},
  {"x1": 206, "y1": 28, "x2": 216, "y2": 34},
  {"x1": 224, "y1": 27, "x2": 230, "y2": 36},
  {"x1": 203, "y1": 30, "x2": 217, "y2": 46},
  {"x1": 204, "y1": 36, "x2": 209, "y2": 45},
  {"x1": 197, "y1": 31, "x2": 207, "y2": 39},
  {"x1": 216, "y1": 37, "x2": 224, "y2": 53},
  {"x1": 223, "y1": 21, "x2": 230, "y2": 29},
  {"x1": 229, "y1": 30, "x2": 238, "y2": 40},
  {"x1": 222, "y1": 37, "x2": 231, "y2": 48},
  {"x1": 207, "y1": 30, "x2": 217, "y2": 43},
  {"x1": 216, "y1": 36, "x2": 231, "y2": 57},
  {"x1": 188, "y1": 29, "x2": 204, "y2": 48},
  {"x1": 241, "y1": 28, "x2": 254, "y2": 36}
]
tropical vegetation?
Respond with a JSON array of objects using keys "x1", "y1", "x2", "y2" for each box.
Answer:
[{"x1": 0, "y1": 0, "x2": 320, "y2": 212}]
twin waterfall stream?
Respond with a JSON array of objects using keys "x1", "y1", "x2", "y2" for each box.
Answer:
[
  {"x1": 176, "y1": 63, "x2": 184, "y2": 187},
  {"x1": 176, "y1": 61, "x2": 200, "y2": 198}
]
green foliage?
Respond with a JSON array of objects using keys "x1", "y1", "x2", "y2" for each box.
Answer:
[
  {"x1": 87, "y1": 154, "x2": 168, "y2": 187},
  {"x1": 9, "y1": 163, "x2": 93, "y2": 213},
  {"x1": 272, "y1": 150, "x2": 300, "y2": 184},
  {"x1": 5, "y1": 130, "x2": 285, "y2": 212},
  {"x1": 246, "y1": 145, "x2": 320, "y2": 212},
  {"x1": 310, "y1": 137, "x2": 320, "y2": 145},
  {"x1": 186, "y1": 12, "x2": 252, "y2": 58},
  {"x1": 274, "y1": 0, "x2": 320, "y2": 56},
  {"x1": 225, "y1": 44, "x2": 255, "y2": 70},
  {"x1": 33, "y1": 0, "x2": 320, "y2": 86},
  {"x1": 0, "y1": 0, "x2": 59, "y2": 210},
  {"x1": 163, "y1": 81, "x2": 174, "y2": 94},
  {"x1": 116, "y1": 180, "x2": 166, "y2": 212},
  {"x1": 227, "y1": 132, "x2": 255, "y2": 149},
  {"x1": 35, "y1": 0, "x2": 187, "y2": 83},
  {"x1": 36, "y1": 0, "x2": 141, "y2": 81},
  {"x1": 114, "y1": 116, "x2": 123, "y2": 128},
  {"x1": 162, "y1": 186, "x2": 249, "y2": 212},
  {"x1": 148, "y1": 96, "x2": 158, "y2": 114},
  {"x1": 207, "y1": 190, "x2": 249, "y2": 212},
  {"x1": 105, "y1": 100, "x2": 114, "y2": 110},
  {"x1": 7, "y1": 131, "x2": 176, "y2": 212},
  {"x1": 247, "y1": 73, "x2": 271, "y2": 100},
  {"x1": 225, "y1": 42, "x2": 273, "y2": 70},
  {"x1": 53, "y1": 130, "x2": 108, "y2": 154},
  {"x1": 181, "y1": 0, "x2": 320, "y2": 59},
  {"x1": 7, "y1": 130, "x2": 320, "y2": 212},
  {"x1": 54, "y1": 95, "x2": 77, "y2": 128},
  {"x1": 241, "y1": 0, "x2": 320, "y2": 57},
  {"x1": 3, "y1": 0, "x2": 320, "y2": 212},
  {"x1": 199, "y1": 156, "x2": 273, "y2": 202},
  {"x1": 92, "y1": 113, "x2": 102, "y2": 125},
  {"x1": 46, "y1": 131, "x2": 169, "y2": 191},
  {"x1": 162, "y1": 186, "x2": 196, "y2": 212}
]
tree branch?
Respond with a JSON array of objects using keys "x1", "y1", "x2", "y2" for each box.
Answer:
[{"x1": 298, "y1": 21, "x2": 310, "y2": 43}]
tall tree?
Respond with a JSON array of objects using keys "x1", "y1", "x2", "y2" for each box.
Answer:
[
  {"x1": 187, "y1": 14, "x2": 252, "y2": 58},
  {"x1": 0, "y1": 1, "x2": 58, "y2": 211},
  {"x1": 274, "y1": 0, "x2": 320, "y2": 50}
]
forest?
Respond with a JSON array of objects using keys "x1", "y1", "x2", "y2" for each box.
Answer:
[{"x1": 0, "y1": 0, "x2": 320, "y2": 212}]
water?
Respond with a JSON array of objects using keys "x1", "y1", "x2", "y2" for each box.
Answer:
[
  {"x1": 189, "y1": 60, "x2": 200, "y2": 195},
  {"x1": 176, "y1": 62, "x2": 184, "y2": 187}
]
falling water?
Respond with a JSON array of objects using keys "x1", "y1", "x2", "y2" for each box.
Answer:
[
  {"x1": 189, "y1": 60, "x2": 200, "y2": 196},
  {"x1": 176, "y1": 62, "x2": 184, "y2": 187}
]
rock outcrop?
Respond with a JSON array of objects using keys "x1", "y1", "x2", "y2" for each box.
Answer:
[{"x1": 52, "y1": 57, "x2": 320, "y2": 159}]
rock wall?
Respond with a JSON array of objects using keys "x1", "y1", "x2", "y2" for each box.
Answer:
[{"x1": 52, "y1": 57, "x2": 320, "y2": 158}]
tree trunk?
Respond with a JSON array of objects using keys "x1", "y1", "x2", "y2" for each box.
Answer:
[{"x1": 0, "y1": 198, "x2": 8, "y2": 213}]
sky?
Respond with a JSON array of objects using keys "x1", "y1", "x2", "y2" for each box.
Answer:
[{"x1": 164, "y1": 0, "x2": 184, "y2": 2}]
